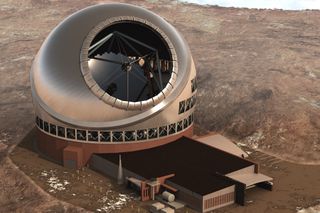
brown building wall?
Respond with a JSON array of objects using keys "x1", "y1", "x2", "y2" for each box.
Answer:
[
  {"x1": 36, "y1": 130, "x2": 67, "y2": 162},
  {"x1": 166, "y1": 180, "x2": 203, "y2": 212},
  {"x1": 36, "y1": 125, "x2": 193, "y2": 168},
  {"x1": 63, "y1": 146, "x2": 83, "y2": 169},
  {"x1": 90, "y1": 154, "x2": 146, "y2": 183},
  {"x1": 202, "y1": 185, "x2": 235, "y2": 212}
]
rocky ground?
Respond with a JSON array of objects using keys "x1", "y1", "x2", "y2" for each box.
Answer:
[
  {"x1": 176, "y1": 4, "x2": 320, "y2": 164},
  {"x1": 9, "y1": 128, "x2": 197, "y2": 213},
  {"x1": 1, "y1": 0, "x2": 320, "y2": 212},
  {"x1": 9, "y1": 130, "x2": 320, "y2": 213}
]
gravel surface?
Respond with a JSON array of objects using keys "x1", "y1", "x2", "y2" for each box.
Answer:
[{"x1": 1, "y1": 0, "x2": 320, "y2": 212}]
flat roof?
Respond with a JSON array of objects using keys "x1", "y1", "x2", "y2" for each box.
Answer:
[
  {"x1": 196, "y1": 134, "x2": 248, "y2": 158},
  {"x1": 99, "y1": 136, "x2": 254, "y2": 195}
]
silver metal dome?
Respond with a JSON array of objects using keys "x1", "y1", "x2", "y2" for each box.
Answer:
[{"x1": 31, "y1": 3, "x2": 193, "y2": 129}]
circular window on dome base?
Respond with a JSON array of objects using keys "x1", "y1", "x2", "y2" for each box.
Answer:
[{"x1": 81, "y1": 17, "x2": 178, "y2": 110}]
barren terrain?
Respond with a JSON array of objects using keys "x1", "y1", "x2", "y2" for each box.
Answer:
[
  {"x1": 1, "y1": 0, "x2": 320, "y2": 212},
  {"x1": 9, "y1": 129, "x2": 320, "y2": 213}
]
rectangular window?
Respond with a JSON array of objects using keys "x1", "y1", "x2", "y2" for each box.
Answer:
[
  {"x1": 50, "y1": 124, "x2": 57, "y2": 135},
  {"x1": 77, "y1": 130, "x2": 87, "y2": 141},
  {"x1": 125, "y1": 131, "x2": 136, "y2": 141},
  {"x1": 183, "y1": 118, "x2": 189, "y2": 129},
  {"x1": 169, "y1": 123, "x2": 176, "y2": 135},
  {"x1": 177, "y1": 121, "x2": 183, "y2": 132},
  {"x1": 58, "y1": 126, "x2": 65, "y2": 137},
  {"x1": 185, "y1": 98, "x2": 191, "y2": 111},
  {"x1": 43, "y1": 121, "x2": 49, "y2": 132},
  {"x1": 100, "y1": 131, "x2": 111, "y2": 142},
  {"x1": 88, "y1": 131, "x2": 98, "y2": 141},
  {"x1": 159, "y1": 126, "x2": 168, "y2": 137},
  {"x1": 137, "y1": 129, "x2": 147, "y2": 140},
  {"x1": 191, "y1": 95, "x2": 196, "y2": 108},
  {"x1": 66, "y1": 128, "x2": 75, "y2": 139},
  {"x1": 178, "y1": 101, "x2": 185, "y2": 114},
  {"x1": 112, "y1": 131, "x2": 123, "y2": 142},
  {"x1": 188, "y1": 113, "x2": 194, "y2": 125},
  {"x1": 39, "y1": 119, "x2": 44, "y2": 129},
  {"x1": 148, "y1": 128, "x2": 158, "y2": 139}
]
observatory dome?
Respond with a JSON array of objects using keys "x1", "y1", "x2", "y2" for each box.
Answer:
[{"x1": 30, "y1": 3, "x2": 197, "y2": 167}]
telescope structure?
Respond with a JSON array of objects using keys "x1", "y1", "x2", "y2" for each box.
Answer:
[
  {"x1": 30, "y1": 4, "x2": 273, "y2": 212},
  {"x1": 30, "y1": 3, "x2": 196, "y2": 168}
]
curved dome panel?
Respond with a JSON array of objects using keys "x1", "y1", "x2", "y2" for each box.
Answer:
[{"x1": 30, "y1": 3, "x2": 192, "y2": 128}]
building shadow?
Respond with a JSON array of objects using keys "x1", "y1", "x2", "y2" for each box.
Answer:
[
  {"x1": 17, "y1": 127, "x2": 61, "y2": 165},
  {"x1": 18, "y1": 127, "x2": 37, "y2": 152}
]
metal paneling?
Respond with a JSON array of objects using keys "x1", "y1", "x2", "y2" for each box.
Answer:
[{"x1": 30, "y1": 3, "x2": 194, "y2": 129}]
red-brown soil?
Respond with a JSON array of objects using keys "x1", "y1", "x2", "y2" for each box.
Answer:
[{"x1": 1, "y1": 0, "x2": 320, "y2": 212}]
